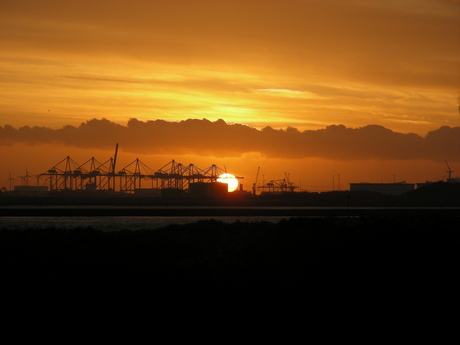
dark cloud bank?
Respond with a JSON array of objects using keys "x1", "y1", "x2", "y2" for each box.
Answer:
[{"x1": 1, "y1": 118, "x2": 459, "y2": 161}]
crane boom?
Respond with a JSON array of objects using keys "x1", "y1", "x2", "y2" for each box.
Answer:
[
  {"x1": 112, "y1": 143, "x2": 119, "y2": 174},
  {"x1": 253, "y1": 166, "x2": 260, "y2": 195}
]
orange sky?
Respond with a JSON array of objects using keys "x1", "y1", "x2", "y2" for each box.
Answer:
[{"x1": 1, "y1": 0, "x2": 459, "y2": 191}]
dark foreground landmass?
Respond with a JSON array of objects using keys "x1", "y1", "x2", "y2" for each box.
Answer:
[{"x1": 1, "y1": 215, "x2": 458, "y2": 322}]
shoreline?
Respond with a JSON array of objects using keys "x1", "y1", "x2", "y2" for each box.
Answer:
[{"x1": 1, "y1": 205, "x2": 459, "y2": 217}]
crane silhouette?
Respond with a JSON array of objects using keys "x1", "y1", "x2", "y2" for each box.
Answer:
[{"x1": 253, "y1": 166, "x2": 260, "y2": 195}]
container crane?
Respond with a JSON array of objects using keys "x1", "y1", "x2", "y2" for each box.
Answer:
[{"x1": 253, "y1": 166, "x2": 260, "y2": 195}]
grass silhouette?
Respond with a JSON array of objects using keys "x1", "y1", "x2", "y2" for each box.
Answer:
[{"x1": 1, "y1": 216, "x2": 458, "y2": 320}]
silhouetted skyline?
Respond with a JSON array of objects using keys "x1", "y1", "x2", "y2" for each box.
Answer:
[{"x1": 1, "y1": 118, "x2": 459, "y2": 192}]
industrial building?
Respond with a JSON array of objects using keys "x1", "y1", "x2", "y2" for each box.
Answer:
[{"x1": 349, "y1": 182, "x2": 415, "y2": 195}]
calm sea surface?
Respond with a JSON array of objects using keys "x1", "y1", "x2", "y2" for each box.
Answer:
[
  {"x1": 0, "y1": 205, "x2": 340, "y2": 231},
  {"x1": 1, "y1": 206, "x2": 458, "y2": 231},
  {"x1": 0, "y1": 216, "x2": 292, "y2": 231}
]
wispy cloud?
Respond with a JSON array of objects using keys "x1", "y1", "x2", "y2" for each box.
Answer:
[{"x1": 254, "y1": 89, "x2": 318, "y2": 99}]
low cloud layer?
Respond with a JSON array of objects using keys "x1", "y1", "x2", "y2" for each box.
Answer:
[{"x1": 1, "y1": 118, "x2": 459, "y2": 162}]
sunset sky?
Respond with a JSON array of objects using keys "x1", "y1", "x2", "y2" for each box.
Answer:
[{"x1": 1, "y1": 0, "x2": 459, "y2": 192}]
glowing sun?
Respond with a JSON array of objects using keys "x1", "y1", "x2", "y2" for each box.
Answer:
[{"x1": 217, "y1": 173, "x2": 239, "y2": 192}]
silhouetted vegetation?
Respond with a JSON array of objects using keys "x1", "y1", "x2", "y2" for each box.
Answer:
[{"x1": 1, "y1": 216, "x2": 458, "y2": 320}]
